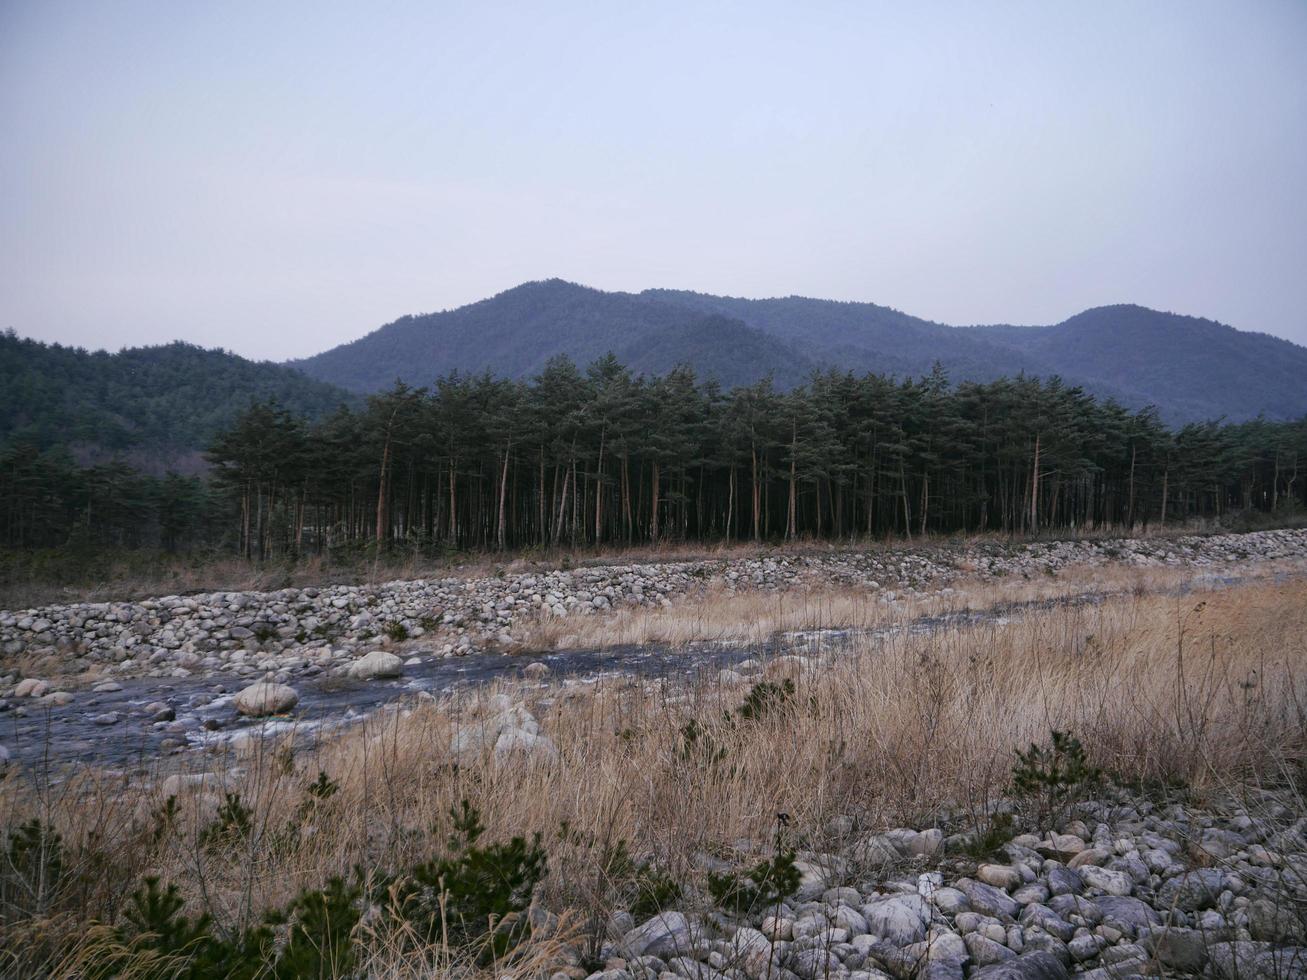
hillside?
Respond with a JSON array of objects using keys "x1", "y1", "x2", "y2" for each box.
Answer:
[
  {"x1": 293, "y1": 281, "x2": 1307, "y2": 423},
  {"x1": 0, "y1": 332, "x2": 355, "y2": 471},
  {"x1": 289, "y1": 280, "x2": 814, "y2": 392}
]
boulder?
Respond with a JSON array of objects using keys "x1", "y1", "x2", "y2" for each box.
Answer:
[
  {"x1": 956, "y1": 878, "x2": 1019, "y2": 919},
  {"x1": 969, "y1": 950, "x2": 1069, "y2": 980},
  {"x1": 346, "y1": 650, "x2": 403, "y2": 680},
  {"x1": 622, "y1": 911, "x2": 696, "y2": 959},
  {"x1": 233, "y1": 682, "x2": 299, "y2": 716},
  {"x1": 863, "y1": 894, "x2": 931, "y2": 946}
]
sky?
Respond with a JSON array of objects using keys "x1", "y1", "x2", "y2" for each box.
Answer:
[{"x1": 2, "y1": 1, "x2": 1306, "y2": 361}]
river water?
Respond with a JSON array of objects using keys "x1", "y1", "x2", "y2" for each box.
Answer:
[{"x1": 0, "y1": 576, "x2": 1258, "y2": 775}]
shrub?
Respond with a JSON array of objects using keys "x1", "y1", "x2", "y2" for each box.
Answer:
[
  {"x1": 382, "y1": 800, "x2": 547, "y2": 960},
  {"x1": 734, "y1": 679, "x2": 795, "y2": 722},
  {"x1": 1012, "y1": 729, "x2": 1103, "y2": 829},
  {"x1": 383, "y1": 620, "x2": 409, "y2": 642},
  {"x1": 707, "y1": 815, "x2": 800, "y2": 919},
  {"x1": 199, "y1": 793, "x2": 253, "y2": 851},
  {"x1": 708, "y1": 850, "x2": 800, "y2": 919},
  {"x1": 1, "y1": 818, "x2": 66, "y2": 919}
]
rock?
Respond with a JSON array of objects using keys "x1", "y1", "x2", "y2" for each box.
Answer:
[
  {"x1": 1207, "y1": 940, "x2": 1307, "y2": 980},
  {"x1": 725, "y1": 926, "x2": 781, "y2": 977},
  {"x1": 493, "y1": 727, "x2": 559, "y2": 763},
  {"x1": 14, "y1": 678, "x2": 48, "y2": 698},
  {"x1": 1067, "y1": 848, "x2": 1111, "y2": 869},
  {"x1": 145, "y1": 701, "x2": 175, "y2": 722},
  {"x1": 965, "y1": 933, "x2": 1017, "y2": 966},
  {"x1": 833, "y1": 905, "x2": 869, "y2": 934},
  {"x1": 233, "y1": 682, "x2": 298, "y2": 716},
  {"x1": 956, "y1": 879, "x2": 1019, "y2": 919},
  {"x1": 1045, "y1": 865, "x2": 1082, "y2": 897},
  {"x1": 1247, "y1": 897, "x2": 1307, "y2": 943},
  {"x1": 1036, "y1": 835, "x2": 1086, "y2": 861},
  {"x1": 346, "y1": 650, "x2": 403, "y2": 680},
  {"x1": 91, "y1": 711, "x2": 120, "y2": 726},
  {"x1": 1141, "y1": 926, "x2": 1209, "y2": 972},
  {"x1": 931, "y1": 887, "x2": 970, "y2": 914},
  {"x1": 1065, "y1": 934, "x2": 1103, "y2": 962},
  {"x1": 622, "y1": 911, "x2": 696, "y2": 959},
  {"x1": 907, "y1": 829, "x2": 944, "y2": 857},
  {"x1": 1018, "y1": 904, "x2": 1075, "y2": 942},
  {"x1": 978, "y1": 864, "x2": 1024, "y2": 890},
  {"x1": 1077, "y1": 865, "x2": 1132, "y2": 896},
  {"x1": 788, "y1": 947, "x2": 842, "y2": 980},
  {"x1": 1156, "y1": 868, "x2": 1226, "y2": 911},
  {"x1": 523, "y1": 661, "x2": 551, "y2": 679},
  {"x1": 969, "y1": 950, "x2": 1069, "y2": 980},
  {"x1": 863, "y1": 894, "x2": 931, "y2": 946},
  {"x1": 1093, "y1": 896, "x2": 1162, "y2": 937}
]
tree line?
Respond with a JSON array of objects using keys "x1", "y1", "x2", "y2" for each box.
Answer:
[{"x1": 2, "y1": 356, "x2": 1303, "y2": 557}]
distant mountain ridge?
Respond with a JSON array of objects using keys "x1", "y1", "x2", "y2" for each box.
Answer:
[
  {"x1": 0, "y1": 333, "x2": 356, "y2": 472},
  {"x1": 291, "y1": 280, "x2": 1307, "y2": 424}
]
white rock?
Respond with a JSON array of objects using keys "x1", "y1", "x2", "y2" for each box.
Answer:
[
  {"x1": 233, "y1": 682, "x2": 299, "y2": 716},
  {"x1": 346, "y1": 650, "x2": 403, "y2": 680},
  {"x1": 14, "y1": 678, "x2": 48, "y2": 698}
]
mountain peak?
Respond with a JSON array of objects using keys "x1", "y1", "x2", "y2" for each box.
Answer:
[{"x1": 291, "y1": 284, "x2": 1307, "y2": 424}]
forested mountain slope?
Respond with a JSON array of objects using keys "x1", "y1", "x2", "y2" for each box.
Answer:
[
  {"x1": 971, "y1": 305, "x2": 1307, "y2": 424},
  {"x1": 289, "y1": 280, "x2": 813, "y2": 392},
  {"x1": 0, "y1": 333, "x2": 355, "y2": 470},
  {"x1": 294, "y1": 280, "x2": 1307, "y2": 423}
]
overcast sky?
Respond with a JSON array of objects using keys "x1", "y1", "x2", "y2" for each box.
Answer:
[{"x1": 2, "y1": 1, "x2": 1305, "y2": 361}]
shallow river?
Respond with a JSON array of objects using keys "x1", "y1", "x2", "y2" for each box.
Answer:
[{"x1": 0, "y1": 576, "x2": 1257, "y2": 775}]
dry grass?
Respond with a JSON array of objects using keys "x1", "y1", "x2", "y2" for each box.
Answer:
[
  {"x1": 3, "y1": 576, "x2": 1306, "y2": 975},
  {"x1": 518, "y1": 555, "x2": 1304, "y2": 652}
]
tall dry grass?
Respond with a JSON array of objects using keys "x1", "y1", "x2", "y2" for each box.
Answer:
[{"x1": 2, "y1": 577, "x2": 1306, "y2": 975}]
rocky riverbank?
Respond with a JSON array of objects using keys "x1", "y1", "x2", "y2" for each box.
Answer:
[
  {"x1": 2, "y1": 529, "x2": 1305, "y2": 704},
  {"x1": 568, "y1": 786, "x2": 1307, "y2": 980}
]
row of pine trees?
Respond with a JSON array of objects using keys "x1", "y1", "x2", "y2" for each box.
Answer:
[
  {"x1": 3, "y1": 357, "x2": 1304, "y2": 557},
  {"x1": 209, "y1": 357, "x2": 1304, "y2": 558}
]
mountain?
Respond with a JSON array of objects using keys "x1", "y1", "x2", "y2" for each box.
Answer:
[
  {"x1": 293, "y1": 281, "x2": 1307, "y2": 424},
  {"x1": 289, "y1": 280, "x2": 815, "y2": 391},
  {"x1": 0, "y1": 332, "x2": 356, "y2": 472}
]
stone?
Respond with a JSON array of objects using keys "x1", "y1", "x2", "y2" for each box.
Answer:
[
  {"x1": 931, "y1": 887, "x2": 969, "y2": 914},
  {"x1": 91, "y1": 711, "x2": 120, "y2": 726},
  {"x1": 863, "y1": 894, "x2": 931, "y2": 946},
  {"x1": 1141, "y1": 926, "x2": 1208, "y2": 973},
  {"x1": 1077, "y1": 865, "x2": 1132, "y2": 896},
  {"x1": 788, "y1": 947, "x2": 841, "y2": 980},
  {"x1": 1067, "y1": 848, "x2": 1111, "y2": 869},
  {"x1": 493, "y1": 728, "x2": 559, "y2": 762},
  {"x1": 14, "y1": 678, "x2": 48, "y2": 698},
  {"x1": 1093, "y1": 896, "x2": 1162, "y2": 937},
  {"x1": 907, "y1": 829, "x2": 944, "y2": 857},
  {"x1": 346, "y1": 650, "x2": 403, "y2": 680},
  {"x1": 233, "y1": 682, "x2": 299, "y2": 716},
  {"x1": 1045, "y1": 865, "x2": 1082, "y2": 897},
  {"x1": 146, "y1": 701, "x2": 175, "y2": 722},
  {"x1": 978, "y1": 864, "x2": 1024, "y2": 890},
  {"x1": 969, "y1": 950, "x2": 1069, "y2": 980},
  {"x1": 1207, "y1": 940, "x2": 1307, "y2": 980},
  {"x1": 965, "y1": 933, "x2": 1017, "y2": 966},
  {"x1": 1018, "y1": 904, "x2": 1075, "y2": 942},
  {"x1": 1156, "y1": 869, "x2": 1226, "y2": 911},
  {"x1": 1247, "y1": 897, "x2": 1307, "y2": 943},
  {"x1": 956, "y1": 879, "x2": 1019, "y2": 919},
  {"x1": 622, "y1": 912, "x2": 696, "y2": 960},
  {"x1": 523, "y1": 661, "x2": 551, "y2": 679}
]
